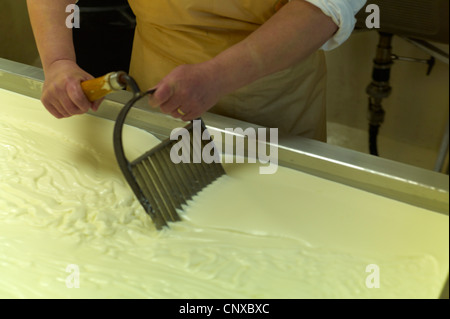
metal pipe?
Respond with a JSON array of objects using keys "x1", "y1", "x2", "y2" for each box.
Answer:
[{"x1": 366, "y1": 32, "x2": 394, "y2": 156}]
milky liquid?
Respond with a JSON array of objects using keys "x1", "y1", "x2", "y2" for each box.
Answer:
[{"x1": 0, "y1": 88, "x2": 448, "y2": 298}]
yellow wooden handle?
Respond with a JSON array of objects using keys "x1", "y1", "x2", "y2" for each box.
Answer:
[
  {"x1": 81, "y1": 71, "x2": 126, "y2": 102},
  {"x1": 81, "y1": 73, "x2": 113, "y2": 102}
]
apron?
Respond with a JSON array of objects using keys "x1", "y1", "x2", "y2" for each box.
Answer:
[{"x1": 128, "y1": 0, "x2": 327, "y2": 140}]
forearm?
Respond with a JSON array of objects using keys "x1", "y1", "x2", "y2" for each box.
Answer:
[
  {"x1": 26, "y1": 0, "x2": 77, "y2": 71},
  {"x1": 210, "y1": 0, "x2": 338, "y2": 95},
  {"x1": 26, "y1": 1, "x2": 101, "y2": 119}
]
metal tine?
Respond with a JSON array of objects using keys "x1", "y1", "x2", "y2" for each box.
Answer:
[
  {"x1": 145, "y1": 156, "x2": 181, "y2": 222},
  {"x1": 199, "y1": 139, "x2": 218, "y2": 186},
  {"x1": 132, "y1": 122, "x2": 225, "y2": 225},
  {"x1": 137, "y1": 158, "x2": 176, "y2": 223},
  {"x1": 178, "y1": 163, "x2": 199, "y2": 198},
  {"x1": 196, "y1": 121, "x2": 217, "y2": 183},
  {"x1": 161, "y1": 149, "x2": 190, "y2": 208},
  {"x1": 161, "y1": 146, "x2": 192, "y2": 204},
  {"x1": 134, "y1": 161, "x2": 171, "y2": 222},
  {"x1": 188, "y1": 158, "x2": 208, "y2": 193},
  {"x1": 189, "y1": 126, "x2": 210, "y2": 189},
  {"x1": 134, "y1": 162, "x2": 162, "y2": 207},
  {"x1": 152, "y1": 149, "x2": 185, "y2": 211},
  {"x1": 113, "y1": 75, "x2": 230, "y2": 229},
  {"x1": 200, "y1": 133, "x2": 223, "y2": 181},
  {"x1": 214, "y1": 161, "x2": 226, "y2": 178},
  {"x1": 132, "y1": 164, "x2": 167, "y2": 227},
  {"x1": 180, "y1": 129, "x2": 202, "y2": 194},
  {"x1": 200, "y1": 123, "x2": 225, "y2": 182},
  {"x1": 208, "y1": 140, "x2": 226, "y2": 177},
  {"x1": 200, "y1": 121, "x2": 223, "y2": 164},
  {"x1": 171, "y1": 124, "x2": 200, "y2": 197}
]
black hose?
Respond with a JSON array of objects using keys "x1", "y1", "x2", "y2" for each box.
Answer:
[{"x1": 369, "y1": 124, "x2": 380, "y2": 156}]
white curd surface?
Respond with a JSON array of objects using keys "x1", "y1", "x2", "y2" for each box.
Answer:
[{"x1": 0, "y1": 88, "x2": 448, "y2": 298}]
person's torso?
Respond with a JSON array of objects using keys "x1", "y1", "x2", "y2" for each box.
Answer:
[
  {"x1": 128, "y1": 0, "x2": 289, "y2": 78},
  {"x1": 127, "y1": 0, "x2": 327, "y2": 140}
]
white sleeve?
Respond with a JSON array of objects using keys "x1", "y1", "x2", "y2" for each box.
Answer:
[{"x1": 301, "y1": 0, "x2": 367, "y2": 51}]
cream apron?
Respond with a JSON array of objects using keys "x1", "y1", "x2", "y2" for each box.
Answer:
[{"x1": 128, "y1": 0, "x2": 327, "y2": 140}]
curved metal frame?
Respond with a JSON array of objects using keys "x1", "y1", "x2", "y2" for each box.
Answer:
[{"x1": 111, "y1": 76, "x2": 166, "y2": 229}]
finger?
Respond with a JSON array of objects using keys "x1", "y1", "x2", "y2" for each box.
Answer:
[
  {"x1": 181, "y1": 113, "x2": 196, "y2": 121},
  {"x1": 160, "y1": 92, "x2": 189, "y2": 114},
  {"x1": 57, "y1": 93, "x2": 85, "y2": 116},
  {"x1": 66, "y1": 80, "x2": 93, "y2": 113},
  {"x1": 44, "y1": 101, "x2": 66, "y2": 119},
  {"x1": 170, "y1": 107, "x2": 185, "y2": 119},
  {"x1": 41, "y1": 93, "x2": 63, "y2": 118},
  {"x1": 52, "y1": 100, "x2": 71, "y2": 118},
  {"x1": 42, "y1": 92, "x2": 71, "y2": 118},
  {"x1": 160, "y1": 103, "x2": 181, "y2": 115},
  {"x1": 44, "y1": 82, "x2": 80, "y2": 117},
  {"x1": 177, "y1": 109, "x2": 195, "y2": 121}
]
